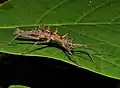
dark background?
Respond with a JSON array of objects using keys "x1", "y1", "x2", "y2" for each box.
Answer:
[
  {"x1": 0, "y1": 53, "x2": 119, "y2": 88},
  {"x1": 0, "y1": 0, "x2": 120, "y2": 88}
]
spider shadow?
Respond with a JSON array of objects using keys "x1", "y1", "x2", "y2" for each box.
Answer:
[
  {"x1": 25, "y1": 42, "x2": 78, "y2": 64},
  {"x1": 23, "y1": 42, "x2": 93, "y2": 65},
  {"x1": 11, "y1": 40, "x2": 78, "y2": 64},
  {"x1": 72, "y1": 49, "x2": 94, "y2": 63},
  {"x1": 8, "y1": 38, "x2": 93, "y2": 65}
]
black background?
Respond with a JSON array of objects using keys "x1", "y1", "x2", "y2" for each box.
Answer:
[{"x1": 0, "y1": 53, "x2": 119, "y2": 88}]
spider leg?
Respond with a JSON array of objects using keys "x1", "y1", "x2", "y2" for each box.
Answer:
[
  {"x1": 18, "y1": 35, "x2": 40, "y2": 40},
  {"x1": 54, "y1": 27, "x2": 59, "y2": 34},
  {"x1": 6, "y1": 35, "x2": 19, "y2": 46},
  {"x1": 47, "y1": 26, "x2": 50, "y2": 30},
  {"x1": 61, "y1": 33, "x2": 68, "y2": 38},
  {"x1": 22, "y1": 39, "x2": 51, "y2": 55},
  {"x1": 40, "y1": 25, "x2": 45, "y2": 30},
  {"x1": 73, "y1": 44, "x2": 88, "y2": 48},
  {"x1": 21, "y1": 41, "x2": 39, "y2": 55},
  {"x1": 38, "y1": 39, "x2": 51, "y2": 44}
]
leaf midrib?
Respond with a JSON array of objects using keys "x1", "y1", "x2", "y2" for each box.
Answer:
[{"x1": 1, "y1": 22, "x2": 120, "y2": 29}]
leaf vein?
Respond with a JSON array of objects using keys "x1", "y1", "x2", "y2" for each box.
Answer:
[
  {"x1": 110, "y1": 14, "x2": 120, "y2": 23},
  {"x1": 96, "y1": 24, "x2": 120, "y2": 33},
  {"x1": 35, "y1": 0, "x2": 69, "y2": 24},
  {"x1": 63, "y1": 26, "x2": 120, "y2": 48},
  {"x1": 75, "y1": 0, "x2": 118, "y2": 23},
  {"x1": 95, "y1": 55, "x2": 120, "y2": 70},
  {"x1": 1, "y1": 22, "x2": 120, "y2": 29}
]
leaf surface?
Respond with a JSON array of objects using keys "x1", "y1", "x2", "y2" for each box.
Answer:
[{"x1": 0, "y1": 0, "x2": 120, "y2": 79}]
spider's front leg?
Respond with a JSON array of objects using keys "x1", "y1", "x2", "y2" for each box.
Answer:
[{"x1": 7, "y1": 35, "x2": 20, "y2": 46}]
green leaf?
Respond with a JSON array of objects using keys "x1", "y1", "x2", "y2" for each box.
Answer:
[
  {"x1": 8, "y1": 85, "x2": 30, "y2": 88},
  {"x1": 0, "y1": 0, "x2": 120, "y2": 79}
]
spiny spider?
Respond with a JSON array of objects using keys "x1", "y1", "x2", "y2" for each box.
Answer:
[{"x1": 13, "y1": 26, "x2": 87, "y2": 54}]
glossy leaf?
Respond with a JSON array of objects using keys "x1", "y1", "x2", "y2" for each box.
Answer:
[{"x1": 0, "y1": 0, "x2": 120, "y2": 79}]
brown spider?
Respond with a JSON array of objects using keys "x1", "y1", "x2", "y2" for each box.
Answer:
[{"x1": 13, "y1": 26, "x2": 87, "y2": 54}]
